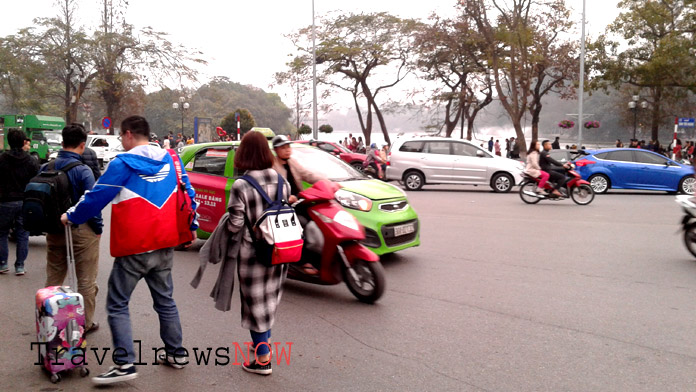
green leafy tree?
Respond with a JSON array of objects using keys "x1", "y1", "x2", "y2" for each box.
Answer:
[
  {"x1": 463, "y1": 0, "x2": 578, "y2": 151},
  {"x1": 298, "y1": 123, "x2": 312, "y2": 135},
  {"x1": 221, "y1": 108, "x2": 255, "y2": 136},
  {"x1": 319, "y1": 124, "x2": 333, "y2": 133},
  {"x1": 588, "y1": 0, "x2": 696, "y2": 141},
  {"x1": 274, "y1": 55, "x2": 312, "y2": 131},
  {"x1": 290, "y1": 12, "x2": 418, "y2": 145},
  {"x1": 412, "y1": 13, "x2": 493, "y2": 139}
]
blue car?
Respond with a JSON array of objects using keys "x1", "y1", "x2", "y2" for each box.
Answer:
[{"x1": 573, "y1": 148, "x2": 695, "y2": 194}]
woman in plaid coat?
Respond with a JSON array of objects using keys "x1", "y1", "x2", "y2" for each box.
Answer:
[{"x1": 226, "y1": 131, "x2": 290, "y2": 375}]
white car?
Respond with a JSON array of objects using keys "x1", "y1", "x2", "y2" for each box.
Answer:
[
  {"x1": 387, "y1": 137, "x2": 524, "y2": 192},
  {"x1": 86, "y1": 135, "x2": 121, "y2": 168}
]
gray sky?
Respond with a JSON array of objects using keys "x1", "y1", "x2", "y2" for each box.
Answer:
[{"x1": 1, "y1": 0, "x2": 621, "y2": 108}]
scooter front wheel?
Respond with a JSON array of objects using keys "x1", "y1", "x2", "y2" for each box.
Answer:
[
  {"x1": 342, "y1": 259, "x2": 386, "y2": 304},
  {"x1": 684, "y1": 223, "x2": 696, "y2": 258}
]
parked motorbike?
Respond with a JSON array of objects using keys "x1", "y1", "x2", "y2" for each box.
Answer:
[
  {"x1": 676, "y1": 195, "x2": 696, "y2": 257},
  {"x1": 288, "y1": 180, "x2": 386, "y2": 303},
  {"x1": 519, "y1": 167, "x2": 595, "y2": 205}
]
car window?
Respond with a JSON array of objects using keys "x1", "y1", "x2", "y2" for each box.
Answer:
[
  {"x1": 548, "y1": 150, "x2": 570, "y2": 162},
  {"x1": 425, "y1": 141, "x2": 451, "y2": 155},
  {"x1": 31, "y1": 132, "x2": 44, "y2": 141},
  {"x1": 452, "y1": 142, "x2": 480, "y2": 157},
  {"x1": 605, "y1": 150, "x2": 634, "y2": 162},
  {"x1": 594, "y1": 152, "x2": 610, "y2": 159},
  {"x1": 92, "y1": 138, "x2": 109, "y2": 147},
  {"x1": 290, "y1": 147, "x2": 362, "y2": 181},
  {"x1": 634, "y1": 151, "x2": 668, "y2": 165},
  {"x1": 191, "y1": 147, "x2": 230, "y2": 176},
  {"x1": 399, "y1": 141, "x2": 424, "y2": 153},
  {"x1": 318, "y1": 143, "x2": 336, "y2": 153}
]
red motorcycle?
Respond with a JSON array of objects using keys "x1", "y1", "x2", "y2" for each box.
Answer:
[
  {"x1": 519, "y1": 166, "x2": 595, "y2": 205},
  {"x1": 288, "y1": 180, "x2": 386, "y2": 303}
]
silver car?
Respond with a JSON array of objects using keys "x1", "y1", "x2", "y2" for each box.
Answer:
[{"x1": 387, "y1": 137, "x2": 524, "y2": 192}]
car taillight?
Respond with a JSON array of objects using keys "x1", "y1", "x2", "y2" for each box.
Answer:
[{"x1": 574, "y1": 159, "x2": 596, "y2": 167}]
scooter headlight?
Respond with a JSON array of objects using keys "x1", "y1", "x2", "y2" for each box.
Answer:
[
  {"x1": 335, "y1": 189, "x2": 373, "y2": 212},
  {"x1": 333, "y1": 210, "x2": 360, "y2": 231}
]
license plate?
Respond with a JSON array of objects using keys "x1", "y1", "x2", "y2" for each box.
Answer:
[{"x1": 393, "y1": 223, "x2": 415, "y2": 236}]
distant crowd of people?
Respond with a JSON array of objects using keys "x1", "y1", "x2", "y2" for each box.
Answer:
[
  {"x1": 153, "y1": 132, "x2": 195, "y2": 149},
  {"x1": 614, "y1": 138, "x2": 692, "y2": 160}
]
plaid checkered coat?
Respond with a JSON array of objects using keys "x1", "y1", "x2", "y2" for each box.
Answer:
[{"x1": 226, "y1": 168, "x2": 291, "y2": 332}]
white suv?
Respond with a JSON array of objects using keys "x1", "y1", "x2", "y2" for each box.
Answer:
[{"x1": 387, "y1": 137, "x2": 524, "y2": 192}]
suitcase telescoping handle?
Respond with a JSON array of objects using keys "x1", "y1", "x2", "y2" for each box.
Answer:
[{"x1": 62, "y1": 224, "x2": 79, "y2": 293}]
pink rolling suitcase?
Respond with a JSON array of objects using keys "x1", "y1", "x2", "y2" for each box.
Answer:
[{"x1": 35, "y1": 226, "x2": 89, "y2": 383}]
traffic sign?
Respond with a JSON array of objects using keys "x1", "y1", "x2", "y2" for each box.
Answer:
[
  {"x1": 102, "y1": 116, "x2": 112, "y2": 129},
  {"x1": 678, "y1": 118, "x2": 695, "y2": 128}
]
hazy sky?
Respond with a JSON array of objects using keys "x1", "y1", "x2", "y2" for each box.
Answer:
[{"x1": 1, "y1": 0, "x2": 621, "y2": 108}]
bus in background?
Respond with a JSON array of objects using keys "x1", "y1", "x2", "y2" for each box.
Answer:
[{"x1": 0, "y1": 114, "x2": 65, "y2": 162}]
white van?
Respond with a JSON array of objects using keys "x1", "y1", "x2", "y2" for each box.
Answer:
[{"x1": 387, "y1": 136, "x2": 524, "y2": 192}]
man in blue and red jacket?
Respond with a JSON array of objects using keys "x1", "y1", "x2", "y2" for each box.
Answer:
[{"x1": 62, "y1": 115, "x2": 198, "y2": 385}]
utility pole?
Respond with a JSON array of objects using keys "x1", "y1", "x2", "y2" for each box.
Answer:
[{"x1": 577, "y1": 0, "x2": 586, "y2": 148}]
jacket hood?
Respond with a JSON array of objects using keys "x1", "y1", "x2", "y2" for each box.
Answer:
[
  {"x1": 117, "y1": 145, "x2": 170, "y2": 176},
  {"x1": 5, "y1": 149, "x2": 33, "y2": 162}
]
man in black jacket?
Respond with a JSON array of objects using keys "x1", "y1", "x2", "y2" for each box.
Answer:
[
  {"x1": 0, "y1": 129, "x2": 40, "y2": 274},
  {"x1": 71, "y1": 124, "x2": 101, "y2": 179},
  {"x1": 539, "y1": 140, "x2": 571, "y2": 196}
]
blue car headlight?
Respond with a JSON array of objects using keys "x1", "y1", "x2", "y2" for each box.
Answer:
[{"x1": 335, "y1": 189, "x2": 373, "y2": 212}]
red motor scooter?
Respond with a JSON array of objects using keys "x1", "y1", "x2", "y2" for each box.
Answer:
[
  {"x1": 288, "y1": 180, "x2": 386, "y2": 303},
  {"x1": 519, "y1": 166, "x2": 595, "y2": 205}
]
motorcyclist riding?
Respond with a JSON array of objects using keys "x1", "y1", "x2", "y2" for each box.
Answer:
[
  {"x1": 539, "y1": 139, "x2": 572, "y2": 196},
  {"x1": 271, "y1": 135, "x2": 326, "y2": 274},
  {"x1": 365, "y1": 143, "x2": 386, "y2": 179}
]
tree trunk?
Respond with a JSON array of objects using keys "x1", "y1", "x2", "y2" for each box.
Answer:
[{"x1": 651, "y1": 87, "x2": 662, "y2": 142}]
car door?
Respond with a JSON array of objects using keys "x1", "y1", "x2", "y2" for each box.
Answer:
[
  {"x1": 185, "y1": 146, "x2": 235, "y2": 233},
  {"x1": 451, "y1": 142, "x2": 489, "y2": 184},
  {"x1": 422, "y1": 141, "x2": 456, "y2": 182},
  {"x1": 603, "y1": 150, "x2": 639, "y2": 187},
  {"x1": 632, "y1": 150, "x2": 683, "y2": 190}
]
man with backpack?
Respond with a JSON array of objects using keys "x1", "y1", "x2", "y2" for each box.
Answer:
[
  {"x1": 60, "y1": 115, "x2": 198, "y2": 385},
  {"x1": 0, "y1": 129, "x2": 40, "y2": 275},
  {"x1": 43, "y1": 124, "x2": 102, "y2": 333}
]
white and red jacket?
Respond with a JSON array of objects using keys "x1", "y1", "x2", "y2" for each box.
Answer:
[{"x1": 67, "y1": 145, "x2": 198, "y2": 257}]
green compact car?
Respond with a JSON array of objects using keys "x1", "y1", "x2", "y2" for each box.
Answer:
[{"x1": 179, "y1": 141, "x2": 420, "y2": 255}]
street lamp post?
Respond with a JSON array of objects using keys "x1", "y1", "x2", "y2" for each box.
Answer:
[
  {"x1": 172, "y1": 96, "x2": 190, "y2": 138},
  {"x1": 628, "y1": 95, "x2": 648, "y2": 140}
]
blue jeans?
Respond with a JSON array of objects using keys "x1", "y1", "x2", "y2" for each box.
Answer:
[
  {"x1": 106, "y1": 248, "x2": 184, "y2": 364},
  {"x1": 0, "y1": 201, "x2": 28, "y2": 269}
]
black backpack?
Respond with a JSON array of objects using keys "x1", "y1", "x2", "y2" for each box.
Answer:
[{"x1": 23, "y1": 161, "x2": 83, "y2": 234}]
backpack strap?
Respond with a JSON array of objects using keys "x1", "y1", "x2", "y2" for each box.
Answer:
[
  {"x1": 274, "y1": 173, "x2": 285, "y2": 202},
  {"x1": 59, "y1": 161, "x2": 84, "y2": 174},
  {"x1": 239, "y1": 175, "x2": 274, "y2": 205},
  {"x1": 166, "y1": 149, "x2": 183, "y2": 183}
]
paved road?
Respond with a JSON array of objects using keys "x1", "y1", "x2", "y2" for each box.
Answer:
[{"x1": 1, "y1": 186, "x2": 695, "y2": 391}]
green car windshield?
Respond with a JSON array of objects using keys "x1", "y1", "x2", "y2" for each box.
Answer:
[{"x1": 292, "y1": 146, "x2": 364, "y2": 182}]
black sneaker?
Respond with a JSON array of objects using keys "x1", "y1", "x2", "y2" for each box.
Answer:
[
  {"x1": 156, "y1": 352, "x2": 187, "y2": 369},
  {"x1": 242, "y1": 359, "x2": 272, "y2": 375},
  {"x1": 92, "y1": 365, "x2": 138, "y2": 385}
]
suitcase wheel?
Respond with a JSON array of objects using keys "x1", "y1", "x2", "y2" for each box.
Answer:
[
  {"x1": 50, "y1": 373, "x2": 61, "y2": 383},
  {"x1": 80, "y1": 367, "x2": 90, "y2": 377}
]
